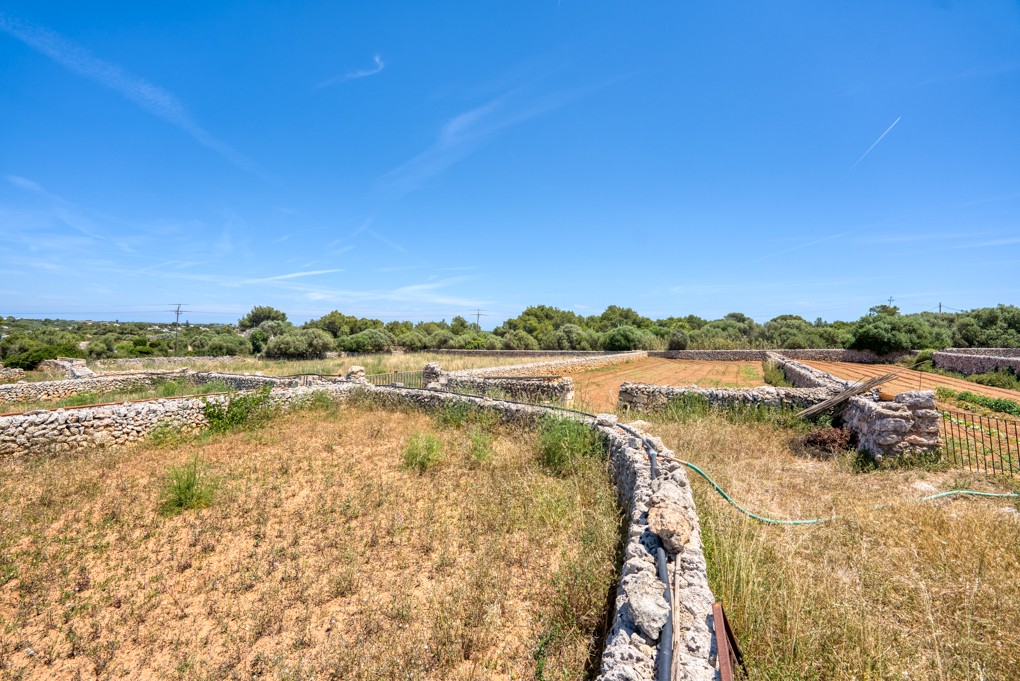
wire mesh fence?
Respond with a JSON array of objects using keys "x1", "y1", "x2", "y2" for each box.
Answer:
[
  {"x1": 365, "y1": 370, "x2": 425, "y2": 389},
  {"x1": 940, "y1": 409, "x2": 1020, "y2": 477}
]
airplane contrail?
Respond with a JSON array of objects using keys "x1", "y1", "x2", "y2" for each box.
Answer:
[{"x1": 845, "y1": 116, "x2": 902, "y2": 176}]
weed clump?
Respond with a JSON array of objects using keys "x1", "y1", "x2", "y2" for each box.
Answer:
[
  {"x1": 467, "y1": 426, "x2": 495, "y2": 465},
  {"x1": 537, "y1": 417, "x2": 604, "y2": 475},
  {"x1": 762, "y1": 360, "x2": 793, "y2": 387},
  {"x1": 202, "y1": 386, "x2": 273, "y2": 432},
  {"x1": 160, "y1": 455, "x2": 216, "y2": 515},
  {"x1": 403, "y1": 432, "x2": 444, "y2": 471}
]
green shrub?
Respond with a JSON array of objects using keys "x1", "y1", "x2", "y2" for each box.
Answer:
[
  {"x1": 160, "y1": 455, "x2": 216, "y2": 515},
  {"x1": 537, "y1": 417, "x2": 604, "y2": 475},
  {"x1": 969, "y1": 368, "x2": 1020, "y2": 391},
  {"x1": 501, "y1": 329, "x2": 539, "y2": 351},
  {"x1": 667, "y1": 329, "x2": 690, "y2": 351},
  {"x1": 263, "y1": 329, "x2": 335, "y2": 359},
  {"x1": 339, "y1": 329, "x2": 393, "y2": 353},
  {"x1": 202, "y1": 386, "x2": 273, "y2": 432},
  {"x1": 3, "y1": 343, "x2": 85, "y2": 370},
  {"x1": 941, "y1": 388, "x2": 1020, "y2": 418},
  {"x1": 403, "y1": 432, "x2": 444, "y2": 471},
  {"x1": 602, "y1": 325, "x2": 641, "y2": 351}
]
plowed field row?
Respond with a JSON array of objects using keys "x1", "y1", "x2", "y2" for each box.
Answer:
[
  {"x1": 566, "y1": 358, "x2": 765, "y2": 412},
  {"x1": 803, "y1": 361, "x2": 1020, "y2": 402}
]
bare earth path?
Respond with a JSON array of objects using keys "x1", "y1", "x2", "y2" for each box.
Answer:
[
  {"x1": 803, "y1": 361, "x2": 1020, "y2": 401},
  {"x1": 567, "y1": 358, "x2": 765, "y2": 412}
]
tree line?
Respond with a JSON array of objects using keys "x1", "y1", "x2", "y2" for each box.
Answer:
[{"x1": 2, "y1": 303, "x2": 1019, "y2": 368}]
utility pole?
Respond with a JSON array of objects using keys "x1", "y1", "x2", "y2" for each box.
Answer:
[
  {"x1": 939, "y1": 302, "x2": 942, "y2": 314},
  {"x1": 473, "y1": 309, "x2": 486, "y2": 329},
  {"x1": 171, "y1": 304, "x2": 188, "y2": 356},
  {"x1": 888, "y1": 296, "x2": 895, "y2": 307}
]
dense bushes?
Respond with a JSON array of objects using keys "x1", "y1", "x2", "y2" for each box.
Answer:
[
  {"x1": 263, "y1": 329, "x2": 335, "y2": 359},
  {"x1": 339, "y1": 329, "x2": 394, "y2": 353},
  {"x1": 2, "y1": 343, "x2": 85, "y2": 370}
]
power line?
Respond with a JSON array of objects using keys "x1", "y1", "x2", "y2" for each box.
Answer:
[{"x1": 170, "y1": 304, "x2": 189, "y2": 356}]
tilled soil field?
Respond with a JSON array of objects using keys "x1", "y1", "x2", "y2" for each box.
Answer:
[
  {"x1": 803, "y1": 361, "x2": 1020, "y2": 402},
  {"x1": 567, "y1": 358, "x2": 765, "y2": 412}
]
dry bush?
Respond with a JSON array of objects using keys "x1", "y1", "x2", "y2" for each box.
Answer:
[
  {"x1": 0, "y1": 403, "x2": 620, "y2": 679},
  {"x1": 645, "y1": 411, "x2": 1020, "y2": 680}
]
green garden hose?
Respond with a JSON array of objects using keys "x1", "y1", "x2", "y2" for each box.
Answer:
[{"x1": 675, "y1": 458, "x2": 1020, "y2": 526}]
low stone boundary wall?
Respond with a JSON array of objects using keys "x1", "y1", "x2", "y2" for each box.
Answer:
[
  {"x1": 933, "y1": 351, "x2": 1020, "y2": 376},
  {"x1": 358, "y1": 385, "x2": 715, "y2": 680},
  {"x1": 449, "y1": 351, "x2": 647, "y2": 378},
  {"x1": 0, "y1": 367, "x2": 25, "y2": 382},
  {"x1": 842, "y1": 392, "x2": 940, "y2": 459},
  {"x1": 38, "y1": 358, "x2": 96, "y2": 378},
  {"x1": 433, "y1": 375, "x2": 575, "y2": 403},
  {"x1": 650, "y1": 349, "x2": 914, "y2": 363},
  {"x1": 0, "y1": 383, "x2": 358, "y2": 457},
  {"x1": 0, "y1": 373, "x2": 179, "y2": 407},
  {"x1": 618, "y1": 383, "x2": 833, "y2": 411},
  {"x1": 766, "y1": 352, "x2": 854, "y2": 390},
  {"x1": 92, "y1": 355, "x2": 251, "y2": 371},
  {"x1": 938, "y1": 347, "x2": 1020, "y2": 357}
]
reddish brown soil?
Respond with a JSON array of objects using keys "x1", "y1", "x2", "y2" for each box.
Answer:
[
  {"x1": 803, "y1": 361, "x2": 1020, "y2": 402},
  {"x1": 566, "y1": 358, "x2": 765, "y2": 412}
]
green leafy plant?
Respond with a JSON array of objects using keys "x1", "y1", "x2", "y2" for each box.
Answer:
[
  {"x1": 762, "y1": 360, "x2": 793, "y2": 387},
  {"x1": 160, "y1": 455, "x2": 216, "y2": 515},
  {"x1": 402, "y1": 432, "x2": 444, "y2": 471},
  {"x1": 202, "y1": 386, "x2": 273, "y2": 432}
]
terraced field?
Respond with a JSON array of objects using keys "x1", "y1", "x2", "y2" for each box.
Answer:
[{"x1": 567, "y1": 358, "x2": 765, "y2": 412}]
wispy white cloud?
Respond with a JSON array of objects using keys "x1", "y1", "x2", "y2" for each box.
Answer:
[
  {"x1": 229, "y1": 268, "x2": 345, "y2": 286},
  {"x1": 378, "y1": 79, "x2": 612, "y2": 196},
  {"x1": 314, "y1": 54, "x2": 385, "y2": 89},
  {"x1": 844, "y1": 116, "x2": 901, "y2": 177},
  {"x1": 952, "y1": 236, "x2": 1020, "y2": 249},
  {"x1": 0, "y1": 11, "x2": 261, "y2": 176}
]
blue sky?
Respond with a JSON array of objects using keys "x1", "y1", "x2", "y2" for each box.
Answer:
[{"x1": 1, "y1": 1, "x2": 1018, "y2": 327}]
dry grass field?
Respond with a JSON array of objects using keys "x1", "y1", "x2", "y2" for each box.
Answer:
[
  {"x1": 90, "y1": 353, "x2": 567, "y2": 378},
  {"x1": 0, "y1": 401, "x2": 620, "y2": 680},
  {"x1": 641, "y1": 409, "x2": 1020, "y2": 680},
  {"x1": 568, "y1": 358, "x2": 765, "y2": 412}
]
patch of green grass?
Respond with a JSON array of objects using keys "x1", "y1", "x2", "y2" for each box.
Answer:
[
  {"x1": 936, "y1": 386, "x2": 1020, "y2": 418},
  {"x1": 160, "y1": 455, "x2": 216, "y2": 516},
  {"x1": 467, "y1": 426, "x2": 495, "y2": 465},
  {"x1": 402, "y1": 432, "x2": 444, "y2": 471},
  {"x1": 537, "y1": 416, "x2": 604, "y2": 476},
  {"x1": 762, "y1": 360, "x2": 793, "y2": 387}
]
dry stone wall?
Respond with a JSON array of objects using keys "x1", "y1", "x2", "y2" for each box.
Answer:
[
  {"x1": 0, "y1": 373, "x2": 180, "y2": 408},
  {"x1": 38, "y1": 358, "x2": 96, "y2": 378},
  {"x1": 651, "y1": 349, "x2": 914, "y2": 363},
  {"x1": 433, "y1": 349, "x2": 629, "y2": 357},
  {"x1": 842, "y1": 391, "x2": 940, "y2": 459},
  {"x1": 450, "y1": 351, "x2": 646, "y2": 378},
  {"x1": 0, "y1": 367, "x2": 25, "y2": 382},
  {"x1": 766, "y1": 352, "x2": 854, "y2": 390},
  {"x1": 938, "y1": 348, "x2": 1020, "y2": 357},
  {"x1": 92, "y1": 355, "x2": 252, "y2": 371},
  {"x1": 0, "y1": 383, "x2": 358, "y2": 458},
  {"x1": 933, "y1": 351, "x2": 1020, "y2": 375},
  {"x1": 618, "y1": 383, "x2": 833, "y2": 411}
]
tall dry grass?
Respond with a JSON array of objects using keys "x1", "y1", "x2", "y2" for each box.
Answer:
[
  {"x1": 644, "y1": 411, "x2": 1020, "y2": 680},
  {"x1": 0, "y1": 401, "x2": 620, "y2": 680}
]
